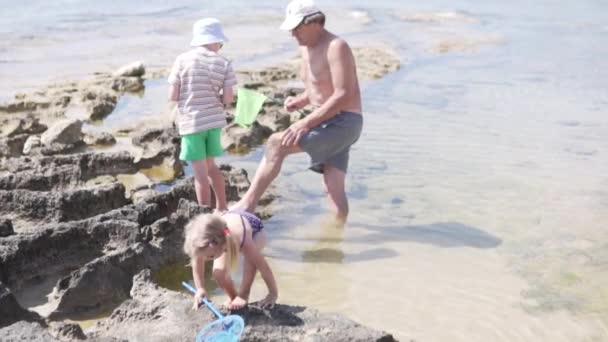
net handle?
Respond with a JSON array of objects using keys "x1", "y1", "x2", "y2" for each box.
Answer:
[{"x1": 182, "y1": 281, "x2": 224, "y2": 319}]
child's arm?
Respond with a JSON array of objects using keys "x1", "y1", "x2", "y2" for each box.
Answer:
[
  {"x1": 222, "y1": 60, "x2": 237, "y2": 106},
  {"x1": 241, "y1": 237, "x2": 278, "y2": 306},
  {"x1": 168, "y1": 83, "x2": 180, "y2": 102},
  {"x1": 191, "y1": 255, "x2": 206, "y2": 310},
  {"x1": 168, "y1": 84, "x2": 180, "y2": 121},
  {"x1": 221, "y1": 86, "x2": 234, "y2": 106}
]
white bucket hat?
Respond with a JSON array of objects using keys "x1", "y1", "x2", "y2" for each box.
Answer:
[
  {"x1": 190, "y1": 18, "x2": 228, "y2": 47},
  {"x1": 279, "y1": 0, "x2": 322, "y2": 31}
]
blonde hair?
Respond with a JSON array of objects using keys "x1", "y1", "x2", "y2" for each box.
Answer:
[{"x1": 183, "y1": 213, "x2": 239, "y2": 271}]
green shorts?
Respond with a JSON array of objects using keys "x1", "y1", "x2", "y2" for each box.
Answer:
[{"x1": 179, "y1": 128, "x2": 224, "y2": 161}]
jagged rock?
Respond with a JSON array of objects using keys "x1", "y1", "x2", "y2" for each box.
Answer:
[
  {"x1": 0, "y1": 182, "x2": 129, "y2": 223},
  {"x1": 222, "y1": 122, "x2": 273, "y2": 153},
  {"x1": 0, "y1": 282, "x2": 42, "y2": 328},
  {"x1": 0, "y1": 116, "x2": 47, "y2": 138},
  {"x1": 256, "y1": 107, "x2": 292, "y2": 132},
  {"x1": 22, "y1": 135, "x2": 41, "y2": 155},
  {"x1": 0, "y1": 321, "x2": 59, "y2": 341},
  {"x1": 88, "y1": 269, "x2": 397, "y2": 341},
  {"x1": 0, "y1": 151, "x2": 142, "y2": 191},
  {"x1": 130, "y1": 127, "x2": 182, "y2": 178},
  {"x1": 84, "y1": 131, "x2": 116, "y2": 146},
  {"x1": 131, "y1": 188, "x2": 159, "y2": 205},
  {"x1": 111, "y1": 77, "x2": 145, "y2": 92},
  {"x1": 48, "y1": 321, "x2": 87, "y2": 340},
  {"x1": 113, "y1": 61, "x2": 146, "y2": 77},
  {"x1": 40, "y1": 119, "x2": 83, "y2": 146},
  {"x1": 0, "y1": 212, "x2": 147, "y2": 289},
  {"x1": 83, "y1": 90, "x2": 118, "y2": 121},
  {"x1": 0, "y1": 134, "x2": 29, "y2": 158},
  {"x1": 0, "y1": 218, "x2": 14, "y2": 237},
  {"x1": 50, "y1": 244, "x2": 151, "y2": 318}
]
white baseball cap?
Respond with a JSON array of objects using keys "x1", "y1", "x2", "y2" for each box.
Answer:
[
  {"x1": 279, "y1": 0, "x2": 322, "y2": 31},
  {"x1": 190, "y1": 18, "x2": 229, "y2": 47}
]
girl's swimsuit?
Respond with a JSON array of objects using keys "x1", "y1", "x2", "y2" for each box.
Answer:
[{"x1": 224, "y1": 209, "x2": 264, "y2": 248}]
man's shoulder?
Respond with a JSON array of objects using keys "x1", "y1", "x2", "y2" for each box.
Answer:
[{"x1": 327, "y1": 36, "x2": 351, "y2": 51}]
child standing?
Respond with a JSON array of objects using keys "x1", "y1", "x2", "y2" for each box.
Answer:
[
  {"x1": 183, "y1": 212, "x2": 278, "y2": 310},
  {"x1": 168, "y1": 18, "x2": 237, "y2": 211}
]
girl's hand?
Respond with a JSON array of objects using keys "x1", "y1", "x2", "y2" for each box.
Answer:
[
  {"x1": 192, "y1": 288, "x2": 206, "y2": 310},
  {"x1": 259, "y1": 292, "x2": 277, "y2": 309},
  {"x1": 228, "y1": 296, "x2": 248, "y2": 310}
]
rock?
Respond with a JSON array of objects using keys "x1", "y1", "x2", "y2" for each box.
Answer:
[
  {"x1": 84, "y1": 131, "x2": 116, "y2": 146},
  {"x1": 86, "y1": 91, "x2": 118, "y2": 121},
  {"x1": 113, "y1": 61, "x2": 146, "y2": 77},
  {"x1": 0, "y1": 218, "x2": 14, "y2": 237},
  {"x1": 22, "y1": 135, "x2": 41, "y2": 155},
  {"x1": 1, "y1": 119, "x2": 23, "y2": 137},
  {"x1": 0, "y1": 151, "x2": 140, "y2": 191},
  {"x1": 48, "y1": 321, "x2": 87, "y2": 340},
  {"x1": 0, "y1": 134, "x2": 29, "y2": 158},
  {"x1": 0, "y1": 182, "x2": 129, "y2": 223},
  {"x1": 222, "y1": 122, "x2": 273, "y2": 153},
  {"x1": 256, "y1": 107, "x2": 291, "y2": 132},
  {"x1": 0, "y1": 213, "x2": 146, "y2": 290},
  {"x1": 50, "y1": 244, "x2": 150, "y2": 319},
  {"x1": 0, "y1": 321, "x2": 59, "y2": 341},
  {"x1": 111, "y1": 77, "x2": 145, "y2": 92},
  {"x1": 0, "y1": 117, "x2": 47, "y2": 138},
  {"x1": 88, "y1": 269, "x2": 397, "y2": 341},
  {"x1": 0, "y1": 282, "x2": 42, "y2": 328},
  {"x1": 40, "y1": 119, "x2": 83, "y2": 146},
  {"x1": 131, "y1": 188, "x2": 159, "y2": 205}
]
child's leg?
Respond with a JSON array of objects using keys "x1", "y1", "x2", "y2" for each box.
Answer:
[
  {"x1": 206, "y1": 158, "x2": 227, "y2": 211},
  {"x1": 180, "y1": 131, "x2": 213, "y2": 207},
  {"x1": 191, "y1": 159, "x2": 211, "y2": 207},
  {"x1": 212, "y1": 254, "x2": 238, "y2": 301},
  {"x1": 204, "y1": 128, "x2": 228, "y2": 211}
]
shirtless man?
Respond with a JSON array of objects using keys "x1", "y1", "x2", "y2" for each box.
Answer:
[{"x1": 232, "y1": 0, "x2": 363, "y2": 224}]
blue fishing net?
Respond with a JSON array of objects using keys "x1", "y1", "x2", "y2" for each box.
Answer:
[{"x1": 195, "y1": 315, "x2": 244, "y2": 342}]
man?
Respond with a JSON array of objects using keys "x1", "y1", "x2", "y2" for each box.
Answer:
[{"x1": 232, "y1": 0, "x2": 363, "y2": 224}]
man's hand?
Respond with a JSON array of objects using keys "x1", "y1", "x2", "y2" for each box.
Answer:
[
  {"x1": 283, "y1": 96, "x2": 300, "y2": 112},
  {"x1": 281, "y1": 120, "x2": 310, "y2": 146}
]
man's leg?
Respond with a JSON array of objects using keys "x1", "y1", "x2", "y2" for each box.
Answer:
[
  {"x1": 233, "y1": 132, "x2": 302, "y2": 212},
  {"x1": 191, "y1": 159, "x2": 211, "y2": 207},
  {"x1": 322, "y1": 165, "x2": 349, "y2": 225}
]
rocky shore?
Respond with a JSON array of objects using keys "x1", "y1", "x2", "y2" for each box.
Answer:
[{"x1": 0, "y1": 47, "x2": 401, "y2": 341}]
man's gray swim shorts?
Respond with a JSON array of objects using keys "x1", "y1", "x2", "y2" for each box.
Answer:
[{"x1": 298, "y1": 111, "x2": 363, "y2": 174}]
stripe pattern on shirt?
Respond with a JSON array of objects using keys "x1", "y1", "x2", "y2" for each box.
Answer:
[{"x1": 168, "y1": 47, "x2": 237, "y2": 136}]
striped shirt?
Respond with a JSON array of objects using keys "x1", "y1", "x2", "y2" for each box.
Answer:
[{"x1": 168, "y1": 47, "x2": 237, "y2": 136}]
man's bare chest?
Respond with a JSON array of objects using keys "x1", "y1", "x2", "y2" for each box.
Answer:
[{"x1": 305, "y1": 59, "x2": 331, "y2": 85}]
